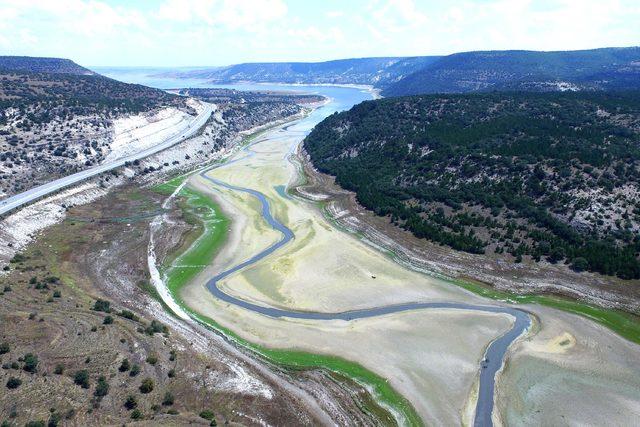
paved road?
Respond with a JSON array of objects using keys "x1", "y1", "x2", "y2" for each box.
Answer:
[{"x1": 0, "y1": 104, "x2": 214, "y2": 216}]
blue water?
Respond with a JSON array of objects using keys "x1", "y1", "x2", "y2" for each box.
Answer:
[{"x1": 103, "y1": 68, "x2": 529, "y2": 426}]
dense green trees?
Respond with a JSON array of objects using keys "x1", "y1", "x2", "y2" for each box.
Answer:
[{"x1": 304, "y1": 92, "x2": 640, "y2": 279}]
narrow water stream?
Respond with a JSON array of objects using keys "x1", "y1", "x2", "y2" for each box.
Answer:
[{"x1": 193, "y1": 84, "x2": 531, "y2": 427}]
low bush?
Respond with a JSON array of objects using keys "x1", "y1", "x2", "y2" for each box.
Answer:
[
  {"x1": 23, "y1": 353, "x2": 38, "y2": 373},
  {"x1": 92, "y1": 299, "x2": 111, "y2": 313},
  {"x1": 162, "y1": 391, "x2": 174, "y2": 406},
  {"x1": 94, "y1": 375, "x2": 109, "y2": 397},
  {"x1": 124, "y1": 395, "x2": 138, "y2": 410},
  {"x1": 139, "y1": 378, "x2": 154, "y2": 394},
  {"x1": 73, "y1": 370, "x2": 90, "y2": 388},
  {"x1": 6, "y1": 377, "x2": 21, "y2": 389}
]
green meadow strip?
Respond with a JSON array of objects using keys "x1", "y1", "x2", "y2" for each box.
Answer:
[{"x1": 163, "y1": 187, "x2": 229, "y2": 294}]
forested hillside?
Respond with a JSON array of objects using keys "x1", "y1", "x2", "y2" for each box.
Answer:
[
  {"x1": 383, "y1": 47, "x2": 640, "y2": 96},
  {"x1": 155, "y1": 56, "x2": 441, "y2": 87},
  {"x1": 304, "y1": 92, "x2": 640, "y2": 279},
  {"x1": 0, "y1": 56, "x2": 95, "y2": 75}
]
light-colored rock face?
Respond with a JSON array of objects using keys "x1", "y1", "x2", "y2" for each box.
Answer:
[{"x1": 104, "y1": 107, "x2": 197, "y2": 163}]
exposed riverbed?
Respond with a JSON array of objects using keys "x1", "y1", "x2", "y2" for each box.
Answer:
[{"x1": 134, "y1": 80, "x2": 640, "y2": 426}]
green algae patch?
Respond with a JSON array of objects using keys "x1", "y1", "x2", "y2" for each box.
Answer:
[{"x1": 160, "y1": 186, "x2": 229, "y2": 297}]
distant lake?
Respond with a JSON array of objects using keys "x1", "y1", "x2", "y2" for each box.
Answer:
[{"x1": 91, "y1": 67, "x2": 373, "y2": 119}]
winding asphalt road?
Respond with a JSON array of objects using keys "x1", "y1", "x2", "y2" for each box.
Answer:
[
  {"x1": 197, "y1": 136, "x2": 531, "y2": 427},
  {"x1": 0, "y1": 104, "x2": 214, "y2": 217}
]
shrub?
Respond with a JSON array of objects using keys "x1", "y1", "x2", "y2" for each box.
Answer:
[
  {"x1": 167, "y1": 368, "x2": 175, "y2": 378},
  {"x1": 24, "y1": 421, "x2": 45, "y2": 427},
  {"x1": 124, "y1": 395, "x2": 138, "y2": 410},
  {"x1": 6, "y1": 377, "x2": 21, "y2": 389},
  {"x1": 103, "y1": 315, "x2": 113, "y2": 325},
  {"x1": 146, "y1": 354, "x2": 157, "y2": 365},
  {"x1": 169, "y1": 349, "x2": 177, "y2": 361},
  {"x1": 23, "y1": 353, "x2": 38, "y2": 373},
  {"x1": 10, "y1": 253, "x2": 26, "y2": 263},
  {"x1": 129, "y1": 364, "x2": 141, "y2": 377},
  {"x1": 119, "y1": 310, "x2": 138, "y2": 321},
  {"x1": 199, "y1": 410, "x2": 215, "y2": 420},
  {"x1": 130, "y1": 409, "x2": 142, "y2": 420},
  {"x1": 94, "y1": 375, "x2": 109, "y2": 397},
  {"x1": 145, "y1": 320, "x2": 168, "y2": 335},
  {"x1": 47, "y1": 412, "x2": 61, "y2": 427},
  {"x1": 53, "y1": 290, "x2": 61, "y2": 298},
  {"x1": 572, "y1": 257, "x2": 589, "y2": 272},
  {"x1": 139, "y1": 378, "x2": 154, "y2": 394},
  {"x1": 73, "y1": 370, "x2": 90, "y2": 388},
  {"x1": 162, "y1": 391, "x2": 174, "y2": 406},
  {"x1": 92, "y1": 299, "x2": 111, "y2": 313},
  {"x1": 54, "y1": 364, "x2": 64, "y2": 375},
  {"x1": 119, "y1": 358, "x2": 130, "y2": 372},
  {"x1": 0, "y1": 342, "x2": 9, "y2": 354}
]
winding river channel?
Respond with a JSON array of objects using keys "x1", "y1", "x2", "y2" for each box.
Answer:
[{"x1": 192, "y1": 84, "x2": 532, "y2": 427}]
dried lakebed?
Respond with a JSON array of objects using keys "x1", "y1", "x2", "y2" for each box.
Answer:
[{"x1": 199, "y1": 169, "x2": 532, "y2": 427}]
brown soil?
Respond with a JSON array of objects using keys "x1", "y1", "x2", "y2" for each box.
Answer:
[{"x1": 295, "y1": 147, "x2": 640, "y2": 314}]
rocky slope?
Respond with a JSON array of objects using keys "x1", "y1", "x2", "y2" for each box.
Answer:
[{"x1": 0, "y1": 57, "x2": 192, "y2": 199}]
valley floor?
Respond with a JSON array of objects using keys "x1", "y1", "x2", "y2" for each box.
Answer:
[{"x1": 167, "y1": 96, "x2": 640, "y2": 425}]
